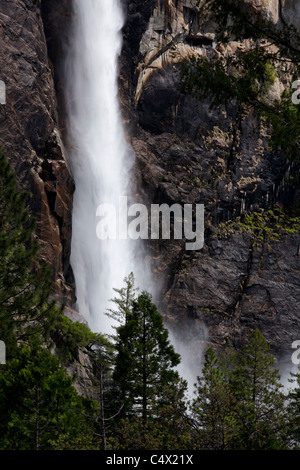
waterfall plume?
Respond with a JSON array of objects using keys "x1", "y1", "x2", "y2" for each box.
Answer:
[{"x1": 64, "y1": 0, "x2": 148, "y2": 333}]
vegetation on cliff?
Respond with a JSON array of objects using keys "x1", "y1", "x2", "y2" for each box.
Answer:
[{"x1": 181, "y1": 0, "x2": 300, "y2": 163}]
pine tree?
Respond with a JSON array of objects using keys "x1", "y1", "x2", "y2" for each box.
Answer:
[
  {"x1": 285, "y1": 371, "x2": 300, "y2": 448},
  {"x1": 113, "y1": 291, "x2": 181, "y2": 422},
  {"x1": 111, "y1": 288, "x2": 189, "y2": 448},
  {"x1": 0, "y1": 149, "x2": 59, "y2": 355},
  {"x1": 105, "y1": 272, "x2": 138, "y2": 328},
  {"x1": 229, "y1": 329, "x2": 286, "y2": 449},
  {"x1": 191, "y1": 347, "x2": 238, "y2": 449},
  {"x1": 192, "y1": 330, "x2": 287, "y2": 450},
  {"x1": 0, "y1": 343, "x2": 93, "y2": 450}
]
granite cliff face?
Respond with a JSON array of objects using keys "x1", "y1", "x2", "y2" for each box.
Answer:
[
  {"x1": 0, "y1": 0, "x2": 74, "y2": 305},
  {"x1": 119, "y1": 0, "x2": 300, "y2": 370},
  {"x1": 1, "y1": 0, "x2": 300, "y2": 372}
]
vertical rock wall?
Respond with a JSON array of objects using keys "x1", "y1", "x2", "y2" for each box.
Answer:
[
  {"x1": 0, "y1": 0, "x2": 74, "y2": 303},
  {"x1": 120, "y1": 0, "x2": 300, "y2": 370}
]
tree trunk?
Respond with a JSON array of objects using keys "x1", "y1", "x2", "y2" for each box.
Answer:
[
  {"x1": 142, "y1": 312, "x2": 147, "y2": 427},
  {"x1": 99, "y1": 364, "x2": 107, "y2": 450},
  {"x1": 35, "y1": 384, "x2": 40, "y2": 451}
]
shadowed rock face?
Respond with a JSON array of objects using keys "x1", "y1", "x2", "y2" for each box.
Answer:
[
  {"x1": 1, "y1": 1, "x2": 299, "y2": 372},
  {"x1": 280, "y1": 0, "x2": 300, "y2": 31},
  {"x1": 0, "y1": 0, "x2": 74, "y2": 303},
  {"x1": 119, "y1": 0, "x2": 300, "y2": 369}
]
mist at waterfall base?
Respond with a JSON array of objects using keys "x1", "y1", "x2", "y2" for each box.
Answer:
[{"x1": 65, "y1": 0, "x2": 152, "y2": 335}]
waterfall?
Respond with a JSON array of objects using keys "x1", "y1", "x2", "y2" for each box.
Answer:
[{"x1": 65, "y1": 0, "x2": 147, "y2": 333}]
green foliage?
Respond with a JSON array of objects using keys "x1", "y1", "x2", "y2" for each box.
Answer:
[
  {"x1": 192, "y1": 330, "x2": 287, "y2": 450},
  {"x1": 191, "y1": 348, "x2": 238, "y2": 449},
  {"x1": 0, "y1": 150, "x2": 99, "y2": 449},
  {"x1": 109, "y1": 408, "x2": 192, "y2": 451},
  {"x1": 50, "y1": 314, "x2": 117, "y2": 449},
  {"x1": 105, "y1": 271, "x2": 138, "y2": 328},
  {"x1": 112, "y1": 291, "x2": 182, "y2": 422},
  {"x1": 215, "y1": 204, "x2": 300, "y2": 247},
  {"x1": 51, "y1": 312, "x2": 99, "y2": 361},
  {"x1": 0, "y1": 148, "x2": 60, "y2": 354},
  {"x1": 84, "y1": 333, "x2": 116, "y2": 450},
  {"x1": 109, "y1": 377, "x2": 191, "y2": 450},
  {"x1": 0, "y1": 344, "x2": 94, "y2": 450},
  {"x1": 107, "y1": 280, "x2": 190, "y2": 448},
  {"x1": 285, "y1": 372, "x2": 300, "y2": 449},
  {"x1": 180, "y1": 0, "x2": 300, "y2": 161},
  {"x1": 229, "y1": 330, "x2": 286, "y2": 449},
  {"x1": 49, "y1": 433, "x2": 101, "y2": 451}
]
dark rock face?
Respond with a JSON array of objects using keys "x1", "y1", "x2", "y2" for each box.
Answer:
[
  {"x1": 40, "y1": 0, "x2": 73, "y2": 138},
  {"x1": 119, "y1": 0, "x2": 157, "y2": 130},
  {"x1": 119, "y1": 0, "x2": 300, "y2": 371},
  {"x1": 0, "y1": 0, "x2": 74, "y2": 303}
]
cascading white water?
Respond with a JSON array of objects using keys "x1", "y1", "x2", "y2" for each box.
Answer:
[
  {"x1": 64, "y1": 0, "x2": 204, "y2": 394},
  {"x1": 65, "y1": 0, "x2": 146, "y2": 333}
]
